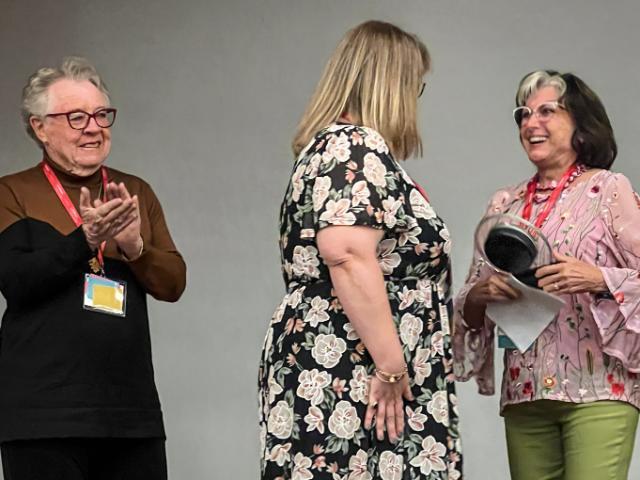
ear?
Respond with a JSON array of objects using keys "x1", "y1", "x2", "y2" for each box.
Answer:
[
  {"x1": 30, "y1": 116, "x2": 49, "y2": 145},
  {"x1": 570, "y1": 130, "x2": 584, "y2": 154}
]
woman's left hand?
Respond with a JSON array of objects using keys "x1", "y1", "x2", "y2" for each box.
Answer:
[
  {"x1": 535, "y1": 251, "x2": 608, "y2": 294},
  {"x1": 102, "y1": 182, "x2": 143, "y2": 260},
  {"x1": 364, "y1": 374, "x2": 413, "y2": 444}
]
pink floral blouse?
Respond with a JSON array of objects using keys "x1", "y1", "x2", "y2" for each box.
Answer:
[{"x1": 453, "y1": 169, "x2": 640, "y2": 411}]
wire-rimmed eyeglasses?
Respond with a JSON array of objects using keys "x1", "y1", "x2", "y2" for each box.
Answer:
[{"x1": 513, "y1": 101, "x2": 565, "y2": 126}]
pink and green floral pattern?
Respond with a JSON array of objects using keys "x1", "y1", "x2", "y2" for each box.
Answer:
[{"x1": 453, "y1": 170, "x2": 640, "y2": 412}]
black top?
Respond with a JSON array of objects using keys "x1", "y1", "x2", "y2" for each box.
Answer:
[{"x1": 0, "y1": 160, "x2": 186, "y2": 441}]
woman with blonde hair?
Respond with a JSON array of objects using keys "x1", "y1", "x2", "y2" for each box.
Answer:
[{"x1": 259, "y1": 20, "x2": 462, "y2": 479}]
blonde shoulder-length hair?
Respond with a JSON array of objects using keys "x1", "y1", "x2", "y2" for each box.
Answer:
[{"x1": 292, "y1": 20, "x2": 430, "y2": 161}]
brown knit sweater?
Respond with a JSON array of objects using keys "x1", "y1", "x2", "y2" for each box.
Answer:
[{"x1": 0, "y1": 159, "x2": 186, "y2": 441}]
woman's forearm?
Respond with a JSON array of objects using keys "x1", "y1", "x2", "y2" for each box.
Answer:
[{"x1": 328, "y1": 256, "x2": 405, "y2": 371}]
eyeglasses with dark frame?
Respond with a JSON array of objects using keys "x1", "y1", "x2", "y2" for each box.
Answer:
[
  {"x1": 513, "y1": 101, "x2": 565, "y2": 126},
  {"x1": 45, "y1": 108, "x2": 117, "y2": 130}
]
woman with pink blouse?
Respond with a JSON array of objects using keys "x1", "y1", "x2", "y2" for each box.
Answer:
[{"x1": 454, "y1": 70, "x2": 640, "y2": 480}]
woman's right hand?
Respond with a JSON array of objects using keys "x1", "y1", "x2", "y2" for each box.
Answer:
[
  {"x1": 466, "y1": 274, "x2": 521, "y2": 309},
  {"x1": 79, "y1": 185, "x2": 137, "y2": 250},
  {"x1": 364, "y1": 374, "x2": 413, "y2": 444}
]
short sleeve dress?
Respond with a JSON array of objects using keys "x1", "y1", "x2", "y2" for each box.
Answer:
[{"x1": 259, "y1": 124, "x2": 463, "y2": 480}]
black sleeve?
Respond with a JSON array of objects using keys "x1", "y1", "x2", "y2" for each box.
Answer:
[{"x1": 0, "y1": 219, "x2": 94, "y2": 307}]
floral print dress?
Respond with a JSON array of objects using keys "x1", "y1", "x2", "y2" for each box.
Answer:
[
  {"x1": 259, "y1": 124, "x2": 462, "y2": 480},
  {"x1": 453, "y1": 170, "x2": 640, "y2": 412}
]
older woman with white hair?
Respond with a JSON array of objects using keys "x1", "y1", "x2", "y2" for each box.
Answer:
[
  {"x1": 454, "y1": 70, "x2": 640, "y2": 480},
  {"x1": 0, "y1": 57, "x2": 186, "y2": 479}
]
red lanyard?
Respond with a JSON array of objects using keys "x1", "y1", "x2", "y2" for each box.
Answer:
[
  {"x1": 521, "y1": 163, "x2": 577, "y2": 228},
  {"x1": 41, "y1": 161, "x2": 109, "y2": 268},
  {"x1": 414, "y1": 181, "x2": 430, "y2": 203}
]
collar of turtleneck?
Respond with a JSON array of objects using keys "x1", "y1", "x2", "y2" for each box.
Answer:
[{"x1": 42, "y1": 156, "x2": 104, "y2": 188}]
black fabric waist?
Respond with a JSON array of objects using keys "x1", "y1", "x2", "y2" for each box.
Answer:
[
  {"x1": 0, "y1": 259, "x2": 162, "y2": 440},
  {"x1": 0, "y1": 406, "x2": 165, "y2": 442}
]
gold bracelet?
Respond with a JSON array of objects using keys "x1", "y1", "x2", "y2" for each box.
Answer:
[{"x1": 374, "y1": 365, "x2": 408, "y2": 384}]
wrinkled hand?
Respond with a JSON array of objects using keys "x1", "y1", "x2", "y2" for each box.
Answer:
[
  {"x1": 364, "y1": 374, "x2": 413, "y2": 443},
  {"x1": 466, "y1": 274, "x2": 521, "y2": 308},
  {"x1": 104, "y1": 182, "x2": 143, "y2": 259},
  {"x1": 79, "y1": 184, "x2": 137, "y2": 250},
  {"x1": 536, "y1": 251, "x2": 607, "y2": 294}
]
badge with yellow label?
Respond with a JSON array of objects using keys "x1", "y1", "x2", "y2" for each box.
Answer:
[{"x1": 83, "y1": 274, "x2": 127, "y2": 317}]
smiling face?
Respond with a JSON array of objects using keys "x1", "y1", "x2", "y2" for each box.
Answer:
[
  {"x1": 30, "y1": 78, "x2": 112, "y2": 176},
  {"x1": 519, "y1": 85, "x2": 577, "y2": 172}
]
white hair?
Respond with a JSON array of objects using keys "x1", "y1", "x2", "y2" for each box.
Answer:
[
  {"x1": 516, "y1": 70, "x2": 567, "y2": 106},
  {"x1": 21, "y1": 56, "x2": 111, "y2": 145}
]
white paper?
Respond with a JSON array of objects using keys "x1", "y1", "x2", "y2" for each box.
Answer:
[{"x1": 485, "y1": 275, "x2": 566, "y2": 353}]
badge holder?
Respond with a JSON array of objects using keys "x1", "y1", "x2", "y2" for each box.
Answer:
[
  {"x1": 83, "y1": 273, "x2": 127, "y2": 317},
  {"x1": 497, "y1": 329, "x2": 518, "y2": 349}
]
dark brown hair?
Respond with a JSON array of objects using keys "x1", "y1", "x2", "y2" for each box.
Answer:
[{"x1": 516, "y1": 70, "x2": 617, "y2": 169}]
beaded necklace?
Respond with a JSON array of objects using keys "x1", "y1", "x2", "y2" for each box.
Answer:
[{"x1": 533, "y1": 163, "x2": 588, "y2": 203}]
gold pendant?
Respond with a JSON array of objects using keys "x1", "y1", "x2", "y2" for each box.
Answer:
[{"x1": 88, "y1": 257, "x2": 102, "y2": 274}]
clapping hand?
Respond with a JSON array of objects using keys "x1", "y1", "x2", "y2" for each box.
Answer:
[
  {"x1": 79, "y1": 183, "x2": 137, "y2": 251},
  {"x1": 104, "y1": 182, "x2": 143, "y2": 259}
]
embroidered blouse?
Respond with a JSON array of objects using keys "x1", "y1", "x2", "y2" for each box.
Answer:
[{"x1": 453, "y1": 169, "x2": 640, "y2": 411}]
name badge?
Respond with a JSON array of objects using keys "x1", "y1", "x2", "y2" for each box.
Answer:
[
  {"x1": 83, "y1": 274, "x2": 127, "y2": 317},
  {"x1": 497, "y1": 328, "x2": 517, "y2": 350}
]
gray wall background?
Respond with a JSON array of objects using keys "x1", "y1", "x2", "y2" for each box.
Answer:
[{"x1": 2, "y1": 0, "x2": 640, "y2": 478}]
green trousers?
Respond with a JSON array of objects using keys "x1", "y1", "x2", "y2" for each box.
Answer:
[{"x1": 503, "y1": 400, "x2": 638, "y2": 480}]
